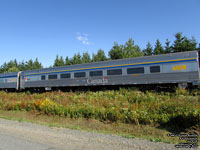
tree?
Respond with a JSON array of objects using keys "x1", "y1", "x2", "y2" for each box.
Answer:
[
  {"x1": 109, "y1": 42, "x2": 123, "y2": 60},
  {"x1": 0, "y1": 62, "x2": 7, "y2": 73},
  {"x1": 53, "y1": 55, "x2": 65, "y2": 67},
  {"x1": 172, "y1": 32, "x2": 183, "y2": 53},
  {"x1": 8, "y1": 66, "x2": 19, "y2": 72},
  {"x1": 122, "y1": 38, "x2": 143, "y2": 58},
  {"x1": 59, "y1": 56, "x2": 65, "y2": 66},
  {"x1": 72, "y1": 53, "x2": 82, "y2": 64},
  {"x1": 33, "y1": 58, "x2": 42, "y2": 69},
  {"x1": 153, "y1": 39, "x2": 165, "y2": 55},
  {"x1": 182, "y1": 36, "x2": 197, "y2": 51},
  {"x1": 143, "y1": 42, "x2": 153, "y2": 56},
  {"x1": 82, "y1": 52, "x2": 91, "y2": 63},
  {"x1": 164, "y1": 39, "x2": 172, "y2": 54},
  {"x1": 172, "y1": 32, "x2": 197, "y2": 52},
  {"x1": 27, "y1": 59, "x2": 34, "y2": 70},
  {"x1": 65, "y1": 56, "x2": 71, "y2": 65},
  {"x1": 92, "y1": 49, "x2": 107, "y2": 62},
  {"x1": 18, "y1": 60, "x2": 25, "y2": 71},
  {"x1": 0, "y1": 58, "x2": 43, "y2": 73},
  {"x1": 54, "y1": 55, "x2": 60, "y2": 67},
  {"x1": 14, "y1": 59, "x2": 18, "y2": 67},
  {"x1": 198, "y1": 43, "x2": 200, "y2": 51}
]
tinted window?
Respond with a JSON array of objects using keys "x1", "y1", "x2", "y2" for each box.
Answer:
[
  {"x1": 74, "y1": 72, "x2": 86, "y2": 78},
  {"x1": 48, "y1": 74, "x2": 57, "y2": 80},
  {"x1": 41, "y1": 75, "x2": 46, "y2": 80},
  {"x1": 127, "y1": 67, "x2": 144, "y2": 74},
  {"x1": 61, "y1": 73, "x2": 71, "y2": 79},
  {"x1": 107, "y1": 69, "x2": 122, "y2": 75},
  {"x1": 89, "y1": 71, "x2": 103, "y2": 77},
  {"x1": 150, "y1": 66, "x2": 160, "y2": 73}
]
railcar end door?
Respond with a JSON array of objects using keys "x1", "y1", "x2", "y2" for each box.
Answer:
[{"x1": 17, "y1": 71, "x2": 25, "y2": 91}]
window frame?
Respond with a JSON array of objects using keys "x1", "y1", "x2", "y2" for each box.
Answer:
[
  {"x1": 107, "y1": 69, "x2": 122, "y2": 76},
  {"x1": 127, "y1": 67, "x2": 145, "y2": 74},
  {"x1": 74, "y1": 72, "x2": 86, "y2": 78},
  {"x1": 89, "y1": 70, "x2": 103, "y2": 77},
  {"x1": 150, "y1": 66, "x2": 161, "y2": 73},
  {"x1": 60, "y1": 73, "x2": 71, "y2": 79},
  {"x1": 48, "y1": 74, "x2": 58, "y2": 80},
  {"x1": 41, "y1": 75, "x2": 46, "y2": 80}
]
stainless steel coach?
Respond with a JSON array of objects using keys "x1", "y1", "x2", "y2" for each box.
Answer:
[{"x1": 0, "y1": 51, "x2": 200, "y2": 91}]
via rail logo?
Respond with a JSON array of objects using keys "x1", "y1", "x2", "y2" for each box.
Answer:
[{"x1": 173, "y1": 65, "x2": 187, "y2": 71}]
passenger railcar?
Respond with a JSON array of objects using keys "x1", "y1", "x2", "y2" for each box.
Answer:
[
  {"x1": 0, "y1": 51, "x2": 200, "y2": 91},
  {"x1": 0, "y1": 72, "x2": 18, "y2": 91}
]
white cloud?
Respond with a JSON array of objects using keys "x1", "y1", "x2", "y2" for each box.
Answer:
[{"x1": 76, "y1": 32, "x2": 92, "y2": 45}]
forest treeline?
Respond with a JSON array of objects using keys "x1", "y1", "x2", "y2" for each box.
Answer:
[{"x1": 0, "y1": 32, "x2": 199, "y2": 73}]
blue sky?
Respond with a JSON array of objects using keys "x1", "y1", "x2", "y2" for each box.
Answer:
[{"x1": 0, "y1": 0, "x2": 199, "y2": 67}]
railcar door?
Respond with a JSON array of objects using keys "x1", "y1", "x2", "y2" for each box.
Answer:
[
  {"x1": 198, "y1": 51, "x2": 200, "y2": 88},
  {"x1": 17, "y1": 72, "x2": 21, "y2": 90},
  {"x1": 16, "y1": 71, "x2": 25, "y2": 91},
  {"x1": 20, "y1": 72, "x2": 25, "y2": 90},
  {"x1": 198, "y1": 51, "x2": 200, "y2": 79}
]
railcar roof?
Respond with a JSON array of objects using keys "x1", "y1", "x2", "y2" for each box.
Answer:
[
  {"x1": 0, "y1": 72, "x2": 18, "y2": 76},
  {"x1": 24, "y1": 51, "x2": 198, "y2": 74}
]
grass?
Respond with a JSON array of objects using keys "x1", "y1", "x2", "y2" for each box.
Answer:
[{"x1": 0, "y1": 88, "x2": 199, "y2": 145}]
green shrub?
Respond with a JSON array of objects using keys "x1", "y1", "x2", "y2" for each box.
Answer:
[{"x1": 0, "y1": 89, "x2": 199, "y2": 128}]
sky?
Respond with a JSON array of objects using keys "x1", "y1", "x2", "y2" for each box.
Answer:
[{"x1": 0, "y1": 0, "x2": 199, "y2": 67}]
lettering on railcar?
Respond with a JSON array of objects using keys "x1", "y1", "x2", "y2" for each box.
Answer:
[
  {"x1": 7, "y1": 78, "x2": 17, "y2": 82},
  {"x1": 87, "y1": 77, "x2": 108, "y2": 84},
  {"x1": 173, "y1": 65, "x2": 187, "y2": 71}
]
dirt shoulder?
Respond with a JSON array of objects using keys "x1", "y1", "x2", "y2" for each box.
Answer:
[{"x1": 0, "y1": 116, "x2": 198, "y2": 150}]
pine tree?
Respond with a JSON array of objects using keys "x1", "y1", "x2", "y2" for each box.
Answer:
[
  {"x1": 27, "y1": 59, "x2": 34, "y2": 70},
  {"x1": 164, "y1": 39, "x2": 172, "y2": 54},
  {"x1": 72, "y1": 53, "x2": 82, "y2": 64},
  {"x1": 14, "y1": 59, "x2": 18, "y2": 67},
  {"x1": 143, "y1": 42, "x2": 153, "y2": 56},
  {"x1": 65, "y1": 56, "x2": 71, "y2": 65},
  {"x1": 59, "y1": 56, "x2": 65, "y2": 66},
  {"x1": 122, "y1": 38, "x2": 143, "y2": 58},
  {"x1": 154, "y1": 39, "x2": 165, "y2": 55},
  {"x1": 77, "y1": 52, "x2": 82, "y2": 64},
  {"x1": 33, "y1": 58, "x2": 42, "y2": 69},
  {"x1": 54, "y1": 55, "x2": 60, "y2": 67},
  {"x1": 109, "y1": 42, "x2": 123, "y2": 60},
  {"x1": 92, "y1": 49, "x2": 107, "y2": 62},
  {"x1": 172, "y1": 32, "x2": 184, "y2": 52},
  {"x1": 82, "y1": 52, "x2": 91, "y2": 63},
  {"x1": 172, "y1": 32, "x2": 197, "y2": 52},
  {"x1": 8, "y1": 66, "x2": 19, "y2": 72},
  {"x1": 19, "y1": 60, "x2": 25, "y2": 71}
]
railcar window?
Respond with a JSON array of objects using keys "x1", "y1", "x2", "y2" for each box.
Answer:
[
  {"x1": 48, "y1": 74, "x2": 57, "y2": 80},
  {"x1": 127, "y1": 67, "x2": 144, "y2": 74},
  {"x1": 61, "y1": 73, "x2": 71, "y2": 79},
  {"x1": 74, "y1": 72, "x2": 86, "y2": 78},
  {"x1": 150, "y1": 66, "x2": 160, "y2": 73},
  {"x1": 41, "y1": 75, "x2": 46, "y2": 80},
  {"x1": 107, "y1": 69, "x2": 122, "y2": 76},
  {"x1": 89, "y1": 71, "x2": 103, "y2": 77}
]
